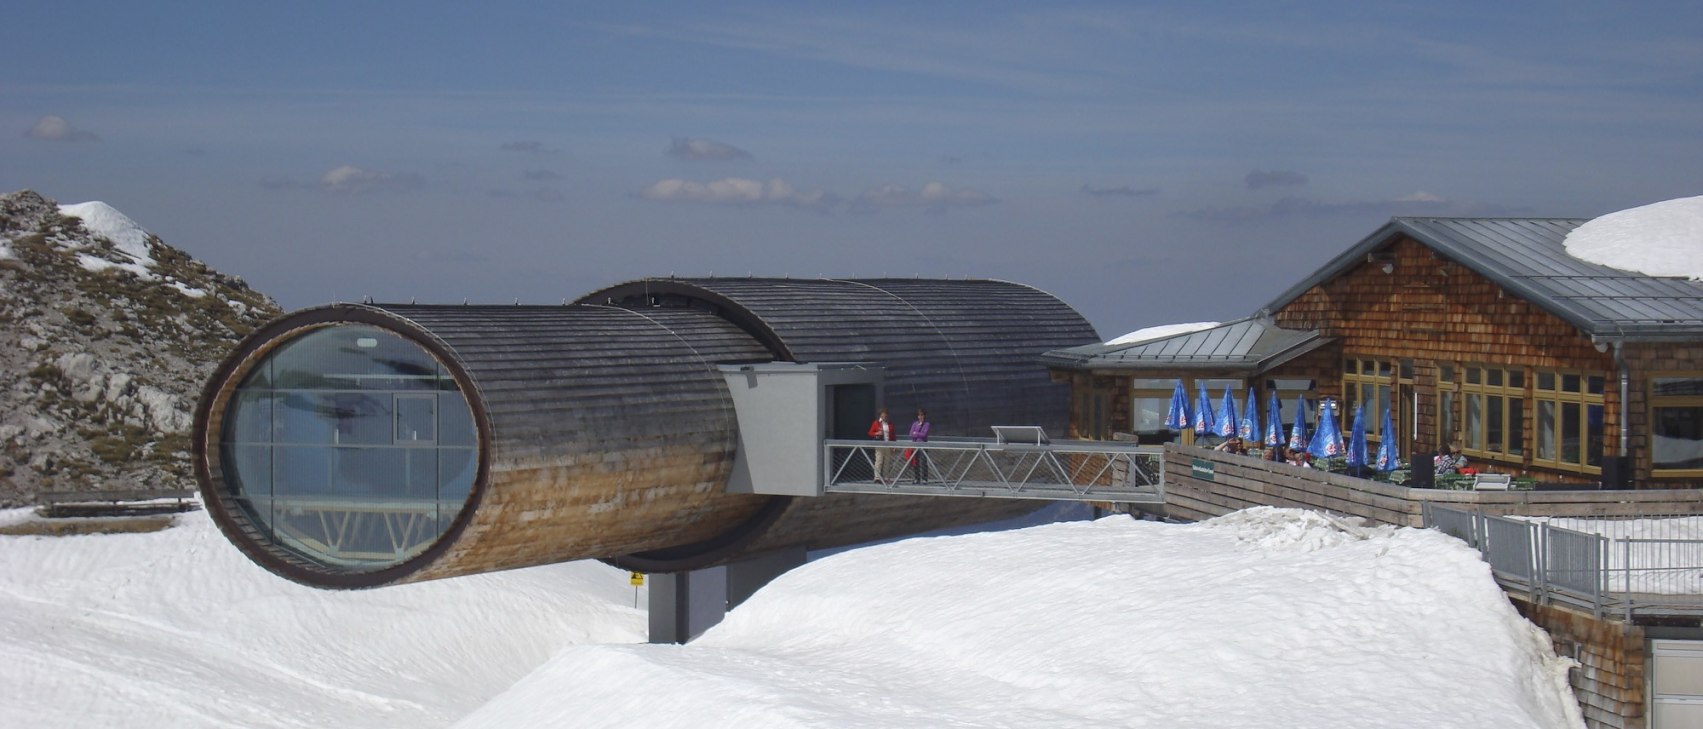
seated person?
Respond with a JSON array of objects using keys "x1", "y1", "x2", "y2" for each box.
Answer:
[
  {"x1": 1214, "y1": 436, "x2": 1247, "y2": 455},
  {"x1": 1434, "y1": 444, "x2": 1466, "y2": 475}
]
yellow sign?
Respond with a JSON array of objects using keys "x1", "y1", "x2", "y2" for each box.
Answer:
[{"x1": 629, "y1": 572, "x2": 645, "y2": 587}]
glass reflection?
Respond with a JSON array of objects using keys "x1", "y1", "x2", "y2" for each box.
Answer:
[{"x1": 220, "y1": 324, "x2": 478, "y2": 571}]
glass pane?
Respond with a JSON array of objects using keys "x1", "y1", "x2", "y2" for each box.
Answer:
[
  {"x1": 1538, "y1": 401, "x2": 1556, "y2": 460},
  {"x1": 1440, "y1": 364, "x2": 1455, "y2": 383},
  {"x1": 1377, "y1": 385, "x2": 1390, "y2": 434},
  {"x1": 1487, "y1": 397, "x2": 1504, "y2": 453},
  {"x1": 395, "y1": 395, "x2": 436, "y2": 443},
  {"x1": 1467, "y1": 368, "x2": 1481, "y2": 385},
  {"x1": 440, "y1": 449, "x2": 477, "y2": 503},
  {"x1": 1132, "y1": 396, "x2": 1170, "y2": 434},
  {"x1": 1653, "y1": 406, "x2": 1703, "y2": 470},
  {"x1": 1587, "y1": 404, "x2": 1604, "y2": 468},
  {"x1": 1655, "y1": 377, "x2": 1703, "y2": 397},
  {"x1": 1130, "y1": 378, "x2": 1179, "y2": 390},
  {"x1": 1467, "y1": 394, "x2": 1484, "y2": 450},
  {"x1": 1537, "y1": 372, "x2": 1555, "y2": 391},
  {"x1": 1587, "y1": 376, "x2": 1605, "y2": 395},
  {"x1": 1562, "y1": 402, "x2": 1582, "y2": 464},
  {"x1": 1378, "y1": 361, "x2": 1391, "y2": 376},
  {"x1": 1508, "y1": 397, "x2": 1524, "y2": 456},
  {"x1": 1441, "y1": 392, "x2": 1456, "y2": 447},
  {"x1": 1344, "y1": 358, "x2": 1354, "y2": 374},
  {"x1": 334, "y1": 447, "x2": 405, "y2": 496},
  {"x1": 1562, "y1": 374, "x2": 1581, "y2": 392},
  {"x1": 1400, "y1": 359, "x2": 1414, "y2": 379},
  {"x1": 440, "y1": 393, "x2": 476, "y2": 446},
  {"x1": 406, "y1": 449, "x2": 437, "y2": 499},
  {"x1": 1488, "y1": 369, "x2": 1503, "y2": 387},
  {"x1": 226, "y1": 392, "x2": 273, "y2": 443},
  {"x1": 1198, "y1": 379, "x2": 1243, "y2": 392},
  {"x1": 274, "y1": 445, "x2": 332, "y2": 497},
  {"x1": 229, "y1": 445, "x2": 272, "y2": 497},
  {"x1": 274, "y1": 392, "x2": 392, "y2": 445},
  {"x1": 1363, "y1": 360, "x2": 1375, "y2": 375},
  {"x1": 1509, "y1": 370, "x2": 1524, "y2": 389}
]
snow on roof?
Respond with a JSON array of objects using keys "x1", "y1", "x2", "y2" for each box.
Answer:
[
  {"x1": 1563, "y1": 195, "x2": 1703, "y2": 280},
  {"x1": 1107, "y1": 321, "x2": 1220, "y2": 345},
  {"x1": 58, "y1": 201, "x2": 157, "y2": 269}
]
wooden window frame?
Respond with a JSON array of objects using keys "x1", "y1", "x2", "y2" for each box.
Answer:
[
  {"x1": 1458, "y1": 363, "x2": 1527, "y2": 465},
  {"x1": 1650, "y1": 371, "x2": 1703, "y2": 478},
  {"x1": 1531, "y1": 368, "x2": 1605, "y2": 474}
]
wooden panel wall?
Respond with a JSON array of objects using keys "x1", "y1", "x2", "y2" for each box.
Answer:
[{"x1": 1516, "y1": 600, "x2": 1647, "y2": 729}]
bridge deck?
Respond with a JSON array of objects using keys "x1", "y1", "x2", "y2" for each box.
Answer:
[{"x1": 822, "y1": 438, "x2": 1165, "y2": 504}]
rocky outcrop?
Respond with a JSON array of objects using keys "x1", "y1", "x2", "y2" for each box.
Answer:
[{"x1": 0, "y1": 190, "x2": 280, "y2": 506}]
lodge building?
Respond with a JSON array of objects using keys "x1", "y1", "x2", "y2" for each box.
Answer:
[{"x1": 1045, "y1": 216, "x2": 1703, "y2": 489}]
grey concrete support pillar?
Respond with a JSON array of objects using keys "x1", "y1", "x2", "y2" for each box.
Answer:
[{"x1": 648, "y1": 547, "x2": 809, "y2": 644}]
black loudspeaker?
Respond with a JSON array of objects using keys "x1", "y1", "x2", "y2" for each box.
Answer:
[
  {"x1": 1411, "y1": 453, "x2": 1434, "y2": 488},
  {"x1": 1601, "y1": 456, "x2": 1633, "y2": 490}
]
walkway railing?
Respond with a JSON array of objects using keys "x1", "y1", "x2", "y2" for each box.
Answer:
[
  {"x1": 821, "y1": 438, "x2": 1164, "y2": 503},
  {"x1": 1424, "y1": 503, "x2": 1703, "y2": 619}
]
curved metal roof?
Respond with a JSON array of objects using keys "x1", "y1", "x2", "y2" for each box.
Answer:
[{"x1": 1262, "y1": 217, "x2": 1703, "y2": 341}]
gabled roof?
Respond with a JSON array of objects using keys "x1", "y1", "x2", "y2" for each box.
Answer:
[
  {"x1": 1041, "y1": 315, "x2": 1327, "y2": 373},
  {"x1": 1261, "y1": 217, "x2": 1703, "y2": 342}
]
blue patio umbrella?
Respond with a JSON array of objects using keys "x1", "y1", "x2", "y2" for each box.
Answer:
[
  {"x1": 1194, "y1": 383, "x2": 1216, "y2": 437},
  {"x1": 1307, "y1": 399, "x2": 1345, "y2": 459},
  {"x1": 1216, "y1": 385, "x2": 1239, "y2": 438},
  {"x1": 1344, "y1": 402, "x2": 1368, "y2": 471},
  {"x1": 1288, "y1": 393, "x2": 1309, "y2": 451},
  {"x1": 1239, "y1": 386, "x2": 1261, "y2": 442},
  {"x1": 1264, "y1": 389, "x2": 1283, "y2": 448},
  {"x1": 1164, "y1": 380, "x2": 1190, "y2": 432},
  {"x1": 1375, "y1": 405, "x2": 1399, "y2": 472}
]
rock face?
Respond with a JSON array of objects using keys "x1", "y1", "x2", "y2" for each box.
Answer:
[{"x1": 0, "y1": 190, "x2": 281, "y2": 506}]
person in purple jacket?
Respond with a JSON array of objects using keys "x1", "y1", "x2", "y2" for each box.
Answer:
[{"x1": 907, "y1": 408, "x2": 932, "y2": 483}]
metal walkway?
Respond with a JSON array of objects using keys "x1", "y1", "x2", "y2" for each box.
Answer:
[{"x1": 821, "y1": 438, "x2": 1164, "y2": 503}]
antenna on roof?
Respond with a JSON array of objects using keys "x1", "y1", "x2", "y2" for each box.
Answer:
[
  {"x1": 462, "y1": 298, "x2": 468, "y2": 305},
  {"x1": 513, "y1": 298, "x2": 520, "y2": 305},
  {"x1": 409, "y1": 297, "x2": 416, "y2": 305},
  {"x1": 362, "y1": 295, "x2": 373, "y2": 304}
]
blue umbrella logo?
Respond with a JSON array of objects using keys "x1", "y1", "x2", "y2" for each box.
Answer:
[
  {"x1": 1264, "y1": 389, "x2": 1283, "y2": 449},
  {"x1": 1288, "y1": 393, "x2": 1308, "y2": 452},
  {"x1": 1164, "y1": 380, "x2": 1190, "y2": 431},
  {"x1": 1375, "y1": 405, "x2": 1399, "y2": 472},
  {"x1": 1344, "y1": 402, "x2": 1368, "y2": 471},
  {"x1": 1239, "y1": 386, "x2": 1260, "y2": 442},
  {"x1": 1195, "y1": 383, "x2": 1216, "y2": 437},
  {"x1": 1307, "y1": 399, "x2": 1345, "y2": 458},
  {"x1": 1216, "y1": 386, "x2": 1239, "y2": 438}
]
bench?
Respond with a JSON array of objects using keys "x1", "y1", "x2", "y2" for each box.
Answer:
[
  {"x1": 36, "y1": 489, "x2": 199, "y2": 519},
  {"x1": 1471, "y1": 473, "x2": 1513, "y2": 491}
]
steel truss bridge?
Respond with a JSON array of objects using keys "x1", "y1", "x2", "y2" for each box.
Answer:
[{"x1": 821, "y1": 438, "x2": 1164, "y2": 504}]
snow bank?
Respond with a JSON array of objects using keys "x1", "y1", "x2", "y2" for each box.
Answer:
[
  {"x1": 1107, "y1": 321, "x2": 1220, "y2": 346},
  {"x1": 0, "y1": 506, "x2": 646, "y2": 729},
  {"x1": 1563, "y1": 195, "x2": 1703, "y2": 280},
  {"x1": 457, "y1": 508, "x2": 1583, "y2": 729},
  {"x1": 58, "y1": 202, "x2": 156, "y2": 266}
]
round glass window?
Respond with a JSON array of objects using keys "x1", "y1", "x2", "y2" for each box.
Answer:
[{"x1": 218, "y1": 324, "x2": 478, "y2": 571}]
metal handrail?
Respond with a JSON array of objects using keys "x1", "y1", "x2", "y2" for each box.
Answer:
[{"x1": 822, "y1": 438, "x2": 1164, "y2": 503}]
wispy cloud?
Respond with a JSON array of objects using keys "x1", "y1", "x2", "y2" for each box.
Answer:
[
  {"x1": 1177, "y1": 192, "x2": 1522, "y2": 222},
  {"x1": 666, "y1": 137, "x2": 753, "y2": 161},
  {"x1": 852, "y1": 182, "x2": 996, "y2": 213},
  {"x1": 260, "y1": 166, "x2": 425, "y2": 194},
  {"x1": 640, "y1": 177, "x2": 831, "y2": 210},
  {"x1": 499, "y1": 140, "x2": 558, "y2": 154},
  {"x1": 1244, "y1": 169, "x2": 1308, "y2": 190},
  {"x1": 1081, "y1": 184, "x2": 1160, "y2": 198},
  {"x1": 23, "y1": 115, "x2": 99, "y2": 142}
]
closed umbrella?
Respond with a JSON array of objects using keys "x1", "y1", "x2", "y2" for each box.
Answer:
[
  {"x1": 1375, "y1": 405, "x2": 1399, "y2": 472},
  {"x1": 1239, "y1": 386, "x2": 1261, "y2": 442},
  {"x1": 1215, "y1": 385, "x2": 1239, "y2": 438},
  {"x1": 1345, "y1": 402, "x2": 1368, "y2": 473},
  {"x1": 1307, "y1": 399, "x2": 1345, "y2": 459},
  {"x1": 1288, "y1": 393, "x2": 1309, "y2": 452},
  {"x1": 1164, "y1": 380, "x2": 1190, "y2": 432},
  {"x1": 1194, "y1": 383, "x2": 1216, "y2": 437},
  {"x1": 1264, "y1": 389, "x2": 1283, "y2": 449}
]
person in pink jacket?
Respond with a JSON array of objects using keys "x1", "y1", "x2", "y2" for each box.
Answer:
[{"x1": 906, "y1": 408, "x2": 932, "y2": 483}]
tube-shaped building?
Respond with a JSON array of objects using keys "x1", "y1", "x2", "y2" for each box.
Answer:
[{"x1": 194, "y1": 277, "x2": 1097, "y2": 589}]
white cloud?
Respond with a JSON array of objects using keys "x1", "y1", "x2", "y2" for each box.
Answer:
[
  {"x1": 319, "y1": 165, "x2": 425, "y2": 194},
  {"x1": 23, "y1": 115, "x2": 99, "y2": 142},
  {"x1": 853, "y1": 182, "x2": 996, "y2": 213},
  {"x1": 640, "y1": 177, "x2": 830, "y2": 210},
  {"x1": 666, "y1": 137, "x2": 753, "y2": 161}
]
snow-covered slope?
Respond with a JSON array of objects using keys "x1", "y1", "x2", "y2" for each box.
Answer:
[
  {"x1": 0, "y1": 507, "x2": 646, "y2": 728},
  {"x1": 0, "y1": 503, "x2": 1580, "y2": 728}
]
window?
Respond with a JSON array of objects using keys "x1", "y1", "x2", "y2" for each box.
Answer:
[
  {"x1": 1652, "y1": 375, "x2": 1703, "y2": 475},
  {"x1": 1438, "y1": 364, "x2": 1457, "y2": 449},
  {"x1": 1532, "y1": 369, "x2": 1605, "y2": 472},
  {"x1": 1129, "y1": 378, "x2": 1179, "y2": 440},
  {"x1": 1459, "y1": 364, "x2": 1525, "y2": 460},
  {"x1": 1343, "y1": 356, "x2": 1391, "y2": 443}
]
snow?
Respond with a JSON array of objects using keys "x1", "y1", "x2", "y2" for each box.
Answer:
[
  {"x1": 58, "y1": 202, "x2": 157, "y2": 266},
  {"x1": 1107, "y1": 321, "x2": 1220, "y2": 346},
  {"x1": 1563, "y1": 195, "x2": 1703, "y2": 280},
  {"x1": 0, "y1": 237, "x2": 13, "y2": 260},
  {"x1": 1, "y1": 505, "x2": 1583, "y2": 728}
]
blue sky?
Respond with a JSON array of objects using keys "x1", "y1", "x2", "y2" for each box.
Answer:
[{"x1": 5, "y1": 1, "x2": 1700, "y2": 338}]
